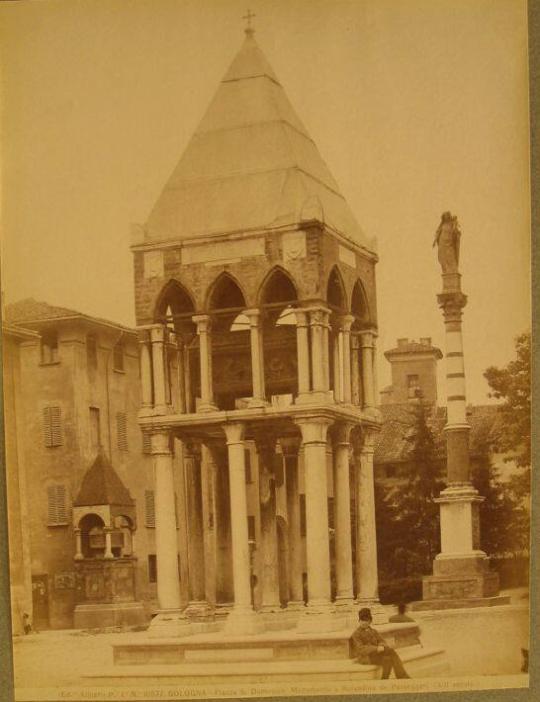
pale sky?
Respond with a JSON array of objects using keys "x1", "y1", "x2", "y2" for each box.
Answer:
[{"x1": 0, "y1": 0, "x2": 531, "y2": 404}]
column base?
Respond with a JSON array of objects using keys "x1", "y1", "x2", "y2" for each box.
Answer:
[
  {"x1": 334, "y1": 595, "x2": 355, "y2": 611},
  {"x1": 183, "y1": 600, "x2": 215, "y2": 621},
  {"x1": 294, "y1": 391, "x2": 334, "y2": 406},
  {"x1": 259, "y1": 603, "x2": 284, "y2": 614},
  {"x1": 223, "y1": 606, "x2": 265, "y2": 636},
  {"x1": 147, "y1": 609, "x2": 192, "y2": 638},
  {"x1": 420, "y1": 551, "x2": 502, "y2": 604},
  {"x1": 285, "y1": 600, "x2": 306, "y2": 612},
  {"x1": 247, "y1": 397, "x2": 270, "y2": 409},
  {"x1": 197, "y1": 402, "x2": 219, "y2": 413},
  {"x1": 296, "y1": 601, "x2": 346, "y2": 633},
  {"x1": 152, "y1": 404, "x2": 169, "y2": 416}
]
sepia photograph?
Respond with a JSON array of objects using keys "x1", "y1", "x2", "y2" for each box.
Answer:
[{"x1": 0, "y1": 0, "x2": 534, "y2": 700}]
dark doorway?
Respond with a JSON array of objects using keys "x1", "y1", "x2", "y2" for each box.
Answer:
[{"x1": 31, "y1": 574, "x2": 50, "y2": 629}]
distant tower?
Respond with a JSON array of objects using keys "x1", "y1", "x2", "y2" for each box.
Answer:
[
  {"x1": 416, "y1": 213, "x2": 507, "y2": 609},
  {"x1": 382, "y1": 337, "x2": 442, "y2": 405},
  {"x1": 132, "y1": 28, "x2": 383, "y2": 634}
]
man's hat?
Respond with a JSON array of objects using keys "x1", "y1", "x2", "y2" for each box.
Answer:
[{"x1": 358, "y1": 607, "x2": 372, "y2": 621}]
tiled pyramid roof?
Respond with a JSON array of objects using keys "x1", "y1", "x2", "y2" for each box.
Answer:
[
  {"x1": 74, "y1": 450, "x2": 134, "y2": 508},
  {"x1": 144, "y1": 32, "x2": 373, "y2": 250}
]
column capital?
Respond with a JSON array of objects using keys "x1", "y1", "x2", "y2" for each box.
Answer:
[
  {"x1": 253, "y1": 430, "x2": 277, "y2": 457},
  {"x1": 350, "y1": 333, "x2": 361, "y2": 350},
  {"x1": 293, "y1": 307, "x2": 310, "y2": 327},
  {"x1": 358, "y1": 328, "x2": 377, "y2": 347},
  {"x1": 279, "y1": 436, "x2": 301, "y2": 457},
  {"x1": 295, "y1": 416, "x2": 333, "y2": 444},
  {"x1": 243, "y1": 308, "x2": 261, "y2": 323},
  {"x1": 192, "y1": 314, "x2": 212, "y2": 333},
  {"x1": 151, "y1": 431, "x2": 172, "y2": 456},
  {"x1": 223, "y1": 422, "x2": 245, "y2": 445},
  {"x1": 306, "y1": 305, "x2": 331, "y2": 326},
  {"x1": 332, "y1": 421, "x2": 354, "y2": 446},
  {"x1": 150, "y1": 325, "x2": 166, "y2": 343},
  {"x1": 339, "y1": 314, "x2": 355, "y2": 332},
  {"x1": 354, "y1": 428, "x2": 377, "y2": 456}
]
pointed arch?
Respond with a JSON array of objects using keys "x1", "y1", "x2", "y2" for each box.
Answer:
[
  {"x1": 206, "y1": 272, "x2": 247, "y2": 311},
  {"x1": 351, "y1": 279, "x2": 371, "y2": 327},
  {"x1": 154, "y1": 279, "x2": 195, "y2": 323},
  {"x1": 258, "y1": 266, "x2": 298, "y2": 306},
  {"x1": 326, "y1": 265, "x2": 347, "y2": 311}
]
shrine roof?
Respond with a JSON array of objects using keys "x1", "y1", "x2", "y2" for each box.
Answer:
[
  {"x1": 74, "y1": 451, "x2": 135, "y2": 508},
  {"x1": 142, "y1": 32, "x2": 374, "y2": 251}
]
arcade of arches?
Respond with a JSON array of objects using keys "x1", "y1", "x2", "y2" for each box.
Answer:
[{"x1": 138, "y1": 268, "x2": 381, "y2": 634}]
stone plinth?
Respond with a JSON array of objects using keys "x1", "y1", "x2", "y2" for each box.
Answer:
[{"x1": 73, "y1": 557, "x2": 147, "y2": 629}]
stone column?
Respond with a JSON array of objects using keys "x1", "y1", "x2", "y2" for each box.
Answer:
[
  {"x1": 74, "y1": 528, "x2": 83, "y2": 560},
  {"x1": 150, "y1": 325, "x2": 168, "y2": 415},
  {"x1": 147, "y1": 432, "x2": 189, "y2": 633},
  {"x1": 138, "y1": 329, "x2": 153, "y2": 414},
  {"x1": 340, "y1": 315, "x2": 354, "y2": 404},
  {"x1": 371, "y1": 332, "x2": 379, "y2": 406},
  {"x1": 245, "y1": 309, "x2": 266, "y2": 407},
  {"x1": 255, "y1": 433, "x2": 280, "y2": 612},
  {"x1": 332, "y1": 423, "x2": 354, "y2": 608},
  {"x1": 281, "y1": 438, "x2": 304, "y2": 609},
  {"x1": 223, "y1": 423, "x2": 262, "y2": 634},
  {"x1": 332, "y1": 329, "x2": 342, "y2": 402},
  {"x1": 183, "y1": 336, "x2": 193, "y2": 414},
  {"x1": 295, "y1": 417, "x2": 336, "y2": 629},
  {"x1": 176, "y1": 337, "x2": 186, "y2": 413},
  {"x1": 103, "y1": 528, "x2": 114, "y2": 559},
  {"x1": 192, "y1": 315, "x2": 217, "y2": 412},
  {"x1": 214, "y1": 447, "x2": 234, "y2": 605},
  {"x1": 308, "y1": 307, "x2": 330, "y2": 393},
  {"x1": 351, "y1": 334, "x2": 361, "y2": 406},
  {"x1": 183, "y1": 442, "x2": 212, "y2": 619},
  {"x1": 201, "y1": 444, "x2": 217, "y2": 607},
  {"x1": 359, "y1": 330, "x2": 375, "y2": 410},
  {"x1": 416, "y1": 263, "x2": 500, "y2": 610},
  {"x1": 294, "y1": 309, "x2": 310, "y2": 395},
  {"x1": 353, "y1": 430, "x2": 385, "y2": 621}
]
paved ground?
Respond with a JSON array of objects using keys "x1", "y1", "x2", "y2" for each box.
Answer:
[{"x1": 10, "y1": 588, "x2": 529, "y2": 692}]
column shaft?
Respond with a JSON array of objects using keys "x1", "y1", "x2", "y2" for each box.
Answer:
[
  {"x1": 333, "y1": 331, "x2": 342, "y2": 401},
  {"x1": 256, "y1": 435, "x2": 280, "y2": 610},
  {"x1": 360, "y1": 331, "x2": 375, "y2": 409},
  {"x1": 351, "y1": 334, "x2": 361, "y2": 406},
  {"x1": 296, "y1": 418, "x2": 332, "y2": 608},
  {"x1": 223, "y1": 423, "x2": 254, "y2": 613},
  {"x1": 340, "y1": 316, "x2": 354, "y2": 403},
  {"x1": 139, "y1": 331, "x2": 153, "y2": 410},
  {"x1": 354, "y1": 432, "x2": 379, "y2": 602},
  {"x1": 294, "y1": 309, "x2": 310, "y2": 394},
  {"x1": 193, "y1": 315, "x2": 216, "y2": 411},
  {"x1": 74, "y1": 529, "x2": 83, "y2": 560},
  {"x1": 152, "y1": 432, "x2": 181, "y2": 610},
  {"x1": 282, "y1": 439, "x2": 304, "y2": 605},
  {"x1": 245, "y1": 309, "x2": 266, "y2": 405},
  {"x1": 151, "y1": 326, "x2": 167, "y2": 414},
  {"x1": 333, "y1": 424, "x2": 354, "y2": 603},
  {"x1": 184, "y1": 444, "x2": 206, "y2": 604}
]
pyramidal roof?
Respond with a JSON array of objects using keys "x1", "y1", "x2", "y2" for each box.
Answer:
[
  {"x1": 144, "y1": 32, "x2": 373, "y2": 250},
  {"x1": 74, "y1": 450, "x2": 135, "y2": 508}
]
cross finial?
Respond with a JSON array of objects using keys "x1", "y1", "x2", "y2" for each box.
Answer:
[{"x1": 243, "y1": 8, "x2": 256, "y2": 36}]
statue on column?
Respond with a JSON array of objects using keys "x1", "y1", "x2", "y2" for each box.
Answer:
[{"x1": 433, "y1": 211, "x2": 461, "y2": 274}]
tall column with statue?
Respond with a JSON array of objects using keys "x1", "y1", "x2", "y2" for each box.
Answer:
[{"x1": 417, "y1": 212, "x2": 507, "y2": 609}]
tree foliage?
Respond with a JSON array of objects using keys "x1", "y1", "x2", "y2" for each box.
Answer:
[{"x1": 483, "y1": 332, "x2": 531, "y2": 471}]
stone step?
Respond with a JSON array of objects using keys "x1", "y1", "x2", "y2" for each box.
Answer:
[
  {"x1": 89, "y1": 646, "x2": 447, "y2": 685},
  {"x1": 113, "y1": 622, "x2": 421, "y2": 665}
]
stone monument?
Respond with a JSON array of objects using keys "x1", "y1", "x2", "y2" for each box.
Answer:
[{"x1": 415, "y1": 212, "x2": 508, "y2": 609}]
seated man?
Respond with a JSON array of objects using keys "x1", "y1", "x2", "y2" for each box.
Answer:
[
  {"x1": 389, "y1": 602, "x2": 415, "y2": 623},
  {"x1": 350, "y1": 607, "x2": 410, "y2": 679}
]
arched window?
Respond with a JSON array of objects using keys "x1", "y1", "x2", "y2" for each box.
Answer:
[
  {"x1": 207, "y1": 274, "x2": 251, "y2": 410},
  {"x1": 258, "y1": 268, "x2": 299, "y2": 400},
  {"x1": 351, "y1": 279, "x2": 370, "y2": 329},
  {"x1": 327, "y1": 266, "x2": 347, "y2": 311}
]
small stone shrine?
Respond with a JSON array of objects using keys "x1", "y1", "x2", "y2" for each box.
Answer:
[{"x1": 72, "y1": 450, "x2": 146, "y2": 628}]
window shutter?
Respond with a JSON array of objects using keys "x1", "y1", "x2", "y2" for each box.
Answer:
[
  {"x1": 142, "y1": 432, "x2": 152, "y2": 454},
  {"x1": 116, "y1": 412, "x2": 128, "y2": 451},
  {"x1": 43, "y1": 406, "x2": 62, "y2": 447},
  {"x1": 145, "y1": 490, "x2": 155, "y2": 528},
  {"x1": 47, "y1": 484, "x2": 68, "y2": 525}
]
